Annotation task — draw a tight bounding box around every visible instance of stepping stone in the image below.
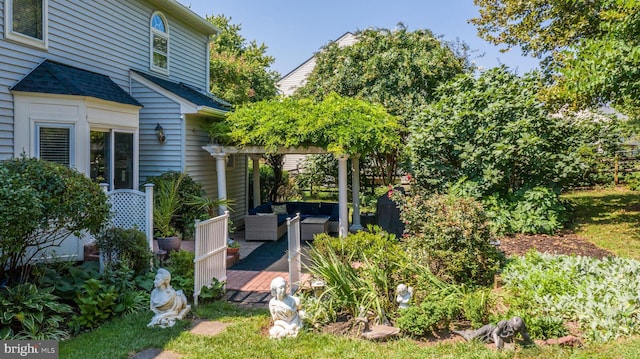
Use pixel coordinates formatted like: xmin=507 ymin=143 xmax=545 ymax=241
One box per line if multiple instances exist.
xmin=190 ymin=320 xmax=232 ymax=336
xmin=131 ymin=348 xmax=182 ymax=359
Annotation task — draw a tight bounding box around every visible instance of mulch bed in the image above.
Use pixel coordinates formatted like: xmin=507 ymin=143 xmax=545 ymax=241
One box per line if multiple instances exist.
xmin=498 ymin=230 xmax=614 ymax=259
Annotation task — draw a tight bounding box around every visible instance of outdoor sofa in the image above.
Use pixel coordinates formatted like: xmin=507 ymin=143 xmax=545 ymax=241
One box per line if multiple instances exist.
xmin=243 ymin=201 xmax=340 ymax=241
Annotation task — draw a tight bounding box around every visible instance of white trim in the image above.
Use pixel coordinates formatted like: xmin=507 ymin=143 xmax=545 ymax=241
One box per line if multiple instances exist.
xmin=4 ymin=0 xmax=49 ymax=50
xmin=149 ymin=11 xmax=170 ymax=75
xmin=130 ymin=71 xmax=228 ymax=117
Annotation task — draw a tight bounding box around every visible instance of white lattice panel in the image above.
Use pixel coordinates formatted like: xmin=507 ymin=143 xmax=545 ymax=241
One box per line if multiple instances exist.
xmin=107 ymin=190 xmax=147 ymax=232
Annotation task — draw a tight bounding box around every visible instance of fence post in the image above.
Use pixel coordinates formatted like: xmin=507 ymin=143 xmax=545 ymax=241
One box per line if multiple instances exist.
xmin=614 ymin=153 xmax=619 ymax=185
xmin=145 ymin=183 xmax=155 ymax=252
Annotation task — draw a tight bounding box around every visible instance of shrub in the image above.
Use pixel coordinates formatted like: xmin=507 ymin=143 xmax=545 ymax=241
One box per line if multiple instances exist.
xmin=69 ymin=264 xmax=148 ymax=333
xmin=95 ymin=227 xmax=153 ymax=275
xmin=312 ymin=226 xmax=402 ymax=263
xmin=396 ymin=293 xmax=461 ymax=337
xmin=144 ymin=171 xmax=205 ymax=239
xmin=481 ymin=186 xmax=568 ymax=235
xmin=0 ymin=283 xmax=72 ymax=340
xmin=165 ymin=250 xmax=196 ymax=298
xmin=0 ymin=157 xmax=110 ymax=284
xmin=394 ymin=188 xmax=504 ymax=286
xmin=461 ymin=287 xmax=494 ymax=328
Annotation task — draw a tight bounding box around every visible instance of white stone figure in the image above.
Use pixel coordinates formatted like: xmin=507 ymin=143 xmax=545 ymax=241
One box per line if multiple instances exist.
xmin=396 ymin=283 xmax=413 ymax=309
xmin=268 ymin=277 xmax=303 ymax=338
xmin=147 ymin=268 xmax=191 ymax=328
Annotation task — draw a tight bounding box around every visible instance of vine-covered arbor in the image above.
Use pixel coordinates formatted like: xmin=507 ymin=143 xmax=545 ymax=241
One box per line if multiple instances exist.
xmin=202 ymin=93 xmax=401 ymax=237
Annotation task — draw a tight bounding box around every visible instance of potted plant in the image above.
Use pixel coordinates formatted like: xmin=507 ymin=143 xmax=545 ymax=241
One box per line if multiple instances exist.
xmin=227 ymin=238 xmax=240 ymax=256
xmin=153 ymin=173 xmax=185 ymax=252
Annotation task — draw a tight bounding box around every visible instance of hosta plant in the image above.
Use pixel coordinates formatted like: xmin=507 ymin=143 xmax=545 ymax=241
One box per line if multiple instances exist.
xmin=0 ymin=283 xmax=72 ymax=340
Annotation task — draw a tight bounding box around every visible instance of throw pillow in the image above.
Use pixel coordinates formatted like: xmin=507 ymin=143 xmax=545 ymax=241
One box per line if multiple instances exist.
xmin=272 ymin=204 xmax=288 ymax=215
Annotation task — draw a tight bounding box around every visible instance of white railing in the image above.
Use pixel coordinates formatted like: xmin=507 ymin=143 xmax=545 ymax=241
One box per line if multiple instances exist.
xmin=193 ymin=211 xmax=229 ymax=306
xmin=287 ymin=213 xmax=301 ymax=295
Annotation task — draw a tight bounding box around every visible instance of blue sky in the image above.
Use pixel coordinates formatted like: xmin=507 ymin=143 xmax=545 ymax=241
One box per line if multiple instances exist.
xmin=179 ymin=0 xmax=540 ymax=77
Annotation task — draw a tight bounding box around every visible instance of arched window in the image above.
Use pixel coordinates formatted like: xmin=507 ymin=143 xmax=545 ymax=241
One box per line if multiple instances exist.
xmin=150 ymin=12 xmax=169 ymax=74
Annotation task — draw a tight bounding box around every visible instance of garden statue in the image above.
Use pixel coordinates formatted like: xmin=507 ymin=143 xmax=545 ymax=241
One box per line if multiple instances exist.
xmin=396 ymin=283 xmax=413 ymax=309
xmin=147 ymin=268 xmax=191 ymax=328
xmin=268 ymin=277 xmax=303 ymax=338
xmin=453 ymin=316 xmax=532 ymax=350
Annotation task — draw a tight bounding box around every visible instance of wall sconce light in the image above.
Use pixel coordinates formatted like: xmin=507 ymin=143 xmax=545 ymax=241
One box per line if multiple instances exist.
xmin=155 ymin=123 xmax=166 ymax=144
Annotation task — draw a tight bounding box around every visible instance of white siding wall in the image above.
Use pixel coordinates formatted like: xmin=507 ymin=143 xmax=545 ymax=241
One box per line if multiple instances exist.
xmin=0 ymin=0 xmax=211 ymax=160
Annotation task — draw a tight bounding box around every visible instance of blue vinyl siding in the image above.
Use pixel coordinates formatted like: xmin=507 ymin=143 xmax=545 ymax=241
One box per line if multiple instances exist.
xmin=0 ymin=0 xmax=212 ymax=160
xmin=133 ymin=79 xmax=183 ymax=181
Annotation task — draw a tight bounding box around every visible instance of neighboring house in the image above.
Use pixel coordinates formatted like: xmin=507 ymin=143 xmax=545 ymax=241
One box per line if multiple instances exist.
xmin=277 ymin=32 xmax=356 ymax=173
xmin=1 ymin=0 xmax=247 ymax=259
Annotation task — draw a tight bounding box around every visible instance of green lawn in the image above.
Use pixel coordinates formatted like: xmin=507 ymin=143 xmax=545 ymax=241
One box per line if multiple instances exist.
xmin=564 ymin=186 xmax=640 ymax=260
xmin=59 ymin=300 xmax=640 ymax=359
xmin=60 ymin=187 xmax=640 ymax=358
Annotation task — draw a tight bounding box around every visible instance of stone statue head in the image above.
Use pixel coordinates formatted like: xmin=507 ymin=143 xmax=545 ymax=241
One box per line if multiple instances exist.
xmin=270 ymin=277 xmax=287 ymax=300
xmin=507 ymin=316 xmax=525 ymax=331
xmin=396 ymin=284 xmax=408 ymax=295
xmin=154 ymin=268 xmax=171 ymax=288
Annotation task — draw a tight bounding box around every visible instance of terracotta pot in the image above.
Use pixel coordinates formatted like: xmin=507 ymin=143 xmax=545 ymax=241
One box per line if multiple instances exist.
xmin=156 ymin=236 xmax=182 ymax=252
xmin=227 ymin=247 xmax=240 ymax=255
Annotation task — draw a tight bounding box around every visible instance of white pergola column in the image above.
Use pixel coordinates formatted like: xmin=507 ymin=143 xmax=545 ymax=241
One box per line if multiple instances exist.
xmin=349 ymin=155 xmax=363 ymax=232
xmin=212 ymin=152 xmax=228 ymax=214
xmin=337 ymin=154 xmax=349 ymax=238
xmin=250 ymin=155 xmax=261 ymax=208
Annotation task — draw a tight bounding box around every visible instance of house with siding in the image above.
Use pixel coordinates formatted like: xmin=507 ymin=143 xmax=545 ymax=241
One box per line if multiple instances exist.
xmin=1 ymin=0 xmax=247 ymax=259
xmin=277 ymin=32 xmax=356 ymax=173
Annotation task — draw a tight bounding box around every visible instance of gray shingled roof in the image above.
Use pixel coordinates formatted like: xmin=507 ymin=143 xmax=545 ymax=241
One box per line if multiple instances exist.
xmin=131 ymin=69 xmax=232 ymax=112
xmin=11 ymin=60 xmax=142 ymax=107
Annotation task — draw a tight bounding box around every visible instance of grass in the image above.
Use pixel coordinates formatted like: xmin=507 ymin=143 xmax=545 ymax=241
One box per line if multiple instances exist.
xmin=59 ymin=187 xmax=640 ymax=358
xmin=60 ymin=300 xmax=640 ymax=359
xmin=563 ymin=186 xmax=640 ymax=260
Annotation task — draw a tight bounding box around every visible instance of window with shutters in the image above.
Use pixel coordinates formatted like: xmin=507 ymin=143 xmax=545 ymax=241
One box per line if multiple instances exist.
xmin=5 ymin=0 xmax=48 ymax=49
xmin=36 ymin=124 xmax=74 ymax=167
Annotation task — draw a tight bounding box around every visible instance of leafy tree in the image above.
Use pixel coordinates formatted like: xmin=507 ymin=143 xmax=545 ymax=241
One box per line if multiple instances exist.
xmin=297 ymin=24 xmax=471 ymax=184
xmin=471 ymin=0 xmax=640 ymax=120
xmin=0 ymin=157 xmax=110 ymax=284
xmin=207 ymin=14 xmax=279 ymax=104
xmin=409 ymin=67 xmax=620 ymax=196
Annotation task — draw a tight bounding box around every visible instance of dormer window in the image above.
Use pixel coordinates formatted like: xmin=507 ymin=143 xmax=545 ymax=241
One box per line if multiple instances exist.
xmin=4 ymin=0 xmax=49 ymax=49
xmin=150 ymin=12 xmax=169 ymax=74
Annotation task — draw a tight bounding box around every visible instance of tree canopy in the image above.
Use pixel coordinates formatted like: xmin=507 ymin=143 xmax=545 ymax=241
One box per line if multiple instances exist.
xmin=297 ymin=24 xmax=472 ymax=123
xmin=207 ymin=14 xmax=279 ymax=104
xmin=471 ymin=0 xmax=640 ymax=120
xmin=409 ymin=66 xmax=620 ymax=195
xmin=213 ymin=93 xmax=401 ymax=157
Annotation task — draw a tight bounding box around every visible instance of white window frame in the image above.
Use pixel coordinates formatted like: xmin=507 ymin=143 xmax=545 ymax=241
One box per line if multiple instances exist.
xmin=90 ymin=128 xmax=138 ymax=190
xmin=35 ymin=122 xmax=75 ymax=167
xmin=149 ymin=11 xmax=169 ymax=75
xmin=4 ymin=0 xmax=49 ymax=50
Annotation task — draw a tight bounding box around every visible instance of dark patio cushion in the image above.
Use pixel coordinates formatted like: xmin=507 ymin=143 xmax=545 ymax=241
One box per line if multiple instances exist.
xmin=248 ymin=202 xmax=273 ymax=215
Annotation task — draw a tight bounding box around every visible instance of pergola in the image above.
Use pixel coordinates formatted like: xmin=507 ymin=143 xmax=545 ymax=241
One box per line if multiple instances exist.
xmin=202 ymin=144 xmax=364 ymax=237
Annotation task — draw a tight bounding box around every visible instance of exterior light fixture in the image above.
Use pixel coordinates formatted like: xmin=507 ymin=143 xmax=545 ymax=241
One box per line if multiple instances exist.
xmin=155 ymin=123 xmax=166 ymax=144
